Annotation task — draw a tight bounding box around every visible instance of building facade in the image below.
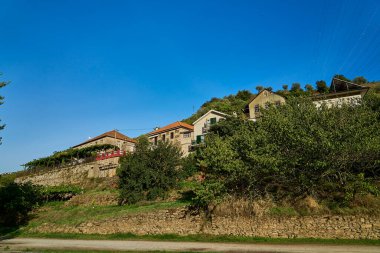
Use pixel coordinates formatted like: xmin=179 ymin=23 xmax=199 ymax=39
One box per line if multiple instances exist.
xmin=192 ymin=110 xmax=228 ymax=144
xmin=246 ymin=90 xmax=286 ymax=121
xmin=147 ymin=122 xmax=194 ymax=156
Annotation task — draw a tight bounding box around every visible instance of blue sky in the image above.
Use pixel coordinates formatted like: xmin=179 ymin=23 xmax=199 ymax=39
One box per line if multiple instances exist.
xmin=1 ymin=0 xmax=379 ymax=172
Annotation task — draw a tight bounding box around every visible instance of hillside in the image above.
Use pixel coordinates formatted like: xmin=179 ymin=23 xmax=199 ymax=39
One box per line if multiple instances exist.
xmin=183 ymin=80 xmax=380 ymax=124
xmin=182 ymin=90 xmax=255 ymax=124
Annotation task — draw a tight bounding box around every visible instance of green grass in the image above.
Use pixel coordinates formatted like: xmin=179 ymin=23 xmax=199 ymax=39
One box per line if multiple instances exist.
xmin=24 ymin=200 xmax=188 ymax=229
xmin=13 ymin=231 xmax=380 ymax=246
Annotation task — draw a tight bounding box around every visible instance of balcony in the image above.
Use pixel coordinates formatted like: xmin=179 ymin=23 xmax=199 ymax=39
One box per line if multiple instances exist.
xmin=96 ymin=150 xmax=126 ymax=161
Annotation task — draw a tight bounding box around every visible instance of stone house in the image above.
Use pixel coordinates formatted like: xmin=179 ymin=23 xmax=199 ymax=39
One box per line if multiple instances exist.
xmin=245 ymin=90 xmax=286 ymax=121
xmin=71 ymin=130 xmax=136 ymax=177
xmin=312 ymin=78 xmax=369 ymax=108
xmin=147 ymin=122 xmax=194 ymax=156
xmin=192 ymin=110 xmax=228 ymax=144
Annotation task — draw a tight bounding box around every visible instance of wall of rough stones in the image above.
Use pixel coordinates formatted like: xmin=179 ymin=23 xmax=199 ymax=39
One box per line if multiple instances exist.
xmin=31 ymin=208 xmax=380 ymax=239
xmin=15 ymin=158 xmax=119 ymax=186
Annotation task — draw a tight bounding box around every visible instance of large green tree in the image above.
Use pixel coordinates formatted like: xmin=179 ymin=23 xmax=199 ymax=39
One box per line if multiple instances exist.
xmin=194 ymin=98 xmax=380 ymax=207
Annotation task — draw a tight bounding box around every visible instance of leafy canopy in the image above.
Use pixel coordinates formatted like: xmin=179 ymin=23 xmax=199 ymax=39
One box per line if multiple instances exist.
xmin=193 ymin=96 xmax=380 ymax=208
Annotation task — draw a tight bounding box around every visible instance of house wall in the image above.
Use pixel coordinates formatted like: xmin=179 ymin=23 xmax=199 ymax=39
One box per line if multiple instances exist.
xmin=148 ymin=127 xmax=193 ymax=156
xmin=75 ymin=136 xmax=135 ymax=152
xmin=248 ymin=90 xmax=286 ymax=119
xmin=193 ymin=112 xmax=226 ymax=141
xmin=313 ymin=94 xmax=362 ymax=108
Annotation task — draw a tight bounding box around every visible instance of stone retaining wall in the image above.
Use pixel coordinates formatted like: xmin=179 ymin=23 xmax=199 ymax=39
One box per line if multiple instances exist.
xmin=15 ymin=158 xmax=119 ymax=186
xmin=31 ymin=208 xmax=380 ymax=239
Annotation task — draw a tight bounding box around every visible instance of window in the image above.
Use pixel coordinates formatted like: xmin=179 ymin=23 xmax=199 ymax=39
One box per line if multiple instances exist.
xmin=254 ymin=104 xmax=260 ymax=112
xmin=210 ymin=117 xmax=217 ymax=125
xmin=196 ymin=135 xmax=203 ymax=144
xmin=162 ymin=134 xmax=166 ymax=141
xmin=154 ymin=136 xmax=158 ymax=145
xmin=170 ymin=132 xmax=174 ymax=139
xmin=183 ymin=132 xmax=191 ymax=138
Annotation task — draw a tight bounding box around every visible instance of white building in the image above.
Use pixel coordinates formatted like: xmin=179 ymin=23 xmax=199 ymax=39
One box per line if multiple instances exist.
xmin=192 ymin=110 xmax=229 ymax=144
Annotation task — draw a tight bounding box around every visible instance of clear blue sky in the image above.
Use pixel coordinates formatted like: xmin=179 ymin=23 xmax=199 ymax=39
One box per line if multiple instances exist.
xmin=1 ymin=0 xmax=379 ymax=173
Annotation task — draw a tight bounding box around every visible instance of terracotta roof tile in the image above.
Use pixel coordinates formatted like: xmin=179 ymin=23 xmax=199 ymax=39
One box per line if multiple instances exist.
xmin=72 ymin=130 xmax=136 ymax=148
xmin=148 ymin=122 xmax=194 ymax=136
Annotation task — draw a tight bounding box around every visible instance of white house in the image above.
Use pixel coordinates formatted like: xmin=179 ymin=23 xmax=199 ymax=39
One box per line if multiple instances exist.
xmin=192 ymin=110 xmax=229 ymax=144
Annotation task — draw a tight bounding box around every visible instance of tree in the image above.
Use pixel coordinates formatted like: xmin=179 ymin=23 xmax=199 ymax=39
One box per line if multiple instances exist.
xmin=282 ymin=84 xmax=288 ymax=91
xmin=255 ymin=86 xmax=264 ymax=93
xmin=316 ymin=80 xmax=329 ymax=93
xmin=0 ymin=73 xmax=8 ymax=145
xmin=0 ymin=182 xmax=42 ymax=226
xmin=235 ymin=90 xmax=253 ymax=101
xmin=304 ymin=84 xmax=314 ymax=93
xmin=334 ymin=74 xmax=350 ymax=82
xmin=353 ymin=76 xmax=368 ymax=85
xmin=265 ymin=86 xmax=273 ymax=92
xmin=117 ymin=136 xmax=182 ymax=204
xmin=290 ymin=83 xmax=301 ymax=92
xmin=194 ymin=98 xmax=380 ymax=208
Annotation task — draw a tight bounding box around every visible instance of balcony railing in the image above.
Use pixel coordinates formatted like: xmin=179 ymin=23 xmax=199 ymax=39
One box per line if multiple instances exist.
xmin=96 ymin=150 xmax=126 ymax=161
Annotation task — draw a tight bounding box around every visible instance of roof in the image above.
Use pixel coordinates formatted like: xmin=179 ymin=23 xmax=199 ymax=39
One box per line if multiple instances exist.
xmin=329 ymin=78 xmax=369 ymax=93
xmin=72 ymin=130 xmax=136 ymax=148
xmin=148 ymin=121 xmax=194 ymax=136
xmin=192 ymin=110 xmax=229 ymax=125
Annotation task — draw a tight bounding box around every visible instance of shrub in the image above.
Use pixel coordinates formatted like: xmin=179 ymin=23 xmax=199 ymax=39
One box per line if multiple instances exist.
xmin=40 ymin=185 xmax=82 ymax=202
xmin=0 ymin=182 xmax=42 ymax=226
xmin=117 ymin=137 xmax=182 ymax=204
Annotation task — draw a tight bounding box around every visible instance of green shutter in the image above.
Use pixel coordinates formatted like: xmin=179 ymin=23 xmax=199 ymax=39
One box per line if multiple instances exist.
xmin=196 ymin=135 xmax=202 ymax=144
xmin=210 ymin=117 xmax=217 ymax=125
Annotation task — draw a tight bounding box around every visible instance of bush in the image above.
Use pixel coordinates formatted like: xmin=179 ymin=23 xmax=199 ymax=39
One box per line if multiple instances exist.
xmin=117 ymin=137 xmax=182 ymax=204
xmin=40 ymin=185 xmax=82 ymax=202
xmin=0 ymin=182 xmax=42 ymax=226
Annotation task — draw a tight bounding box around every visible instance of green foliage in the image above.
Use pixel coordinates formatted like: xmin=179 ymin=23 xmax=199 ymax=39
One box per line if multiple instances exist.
xmin=304 ymin=84 xmax=314 ymax=94
xmin=0 ymin=181 xmax=42 ymax=226
xmin=117 ymin=137 xmax=182 ymax=204
xmin=353 ymin=76 xmax=368 ymax=85
xmin=316 ymin=80 xmax=329 ymax=93
xmin=194 ymin=98 xmax=380 ymax=208
xmin=179 ymin=154 xmax=198 ymax=179
xmin=334 ymin=74 xmax=350 ymax=82
xmin=182 ymin=90 xmax=253 ymax=124
xmin=24 ymin=144 xmax=118 ymax=171
xmin=40 ymin=185 xmax=82 ymax=202
xmin=256 ymin=86 xmax=264 ymax=92
xmin=235 ymin=89 xmax=253 ymax=101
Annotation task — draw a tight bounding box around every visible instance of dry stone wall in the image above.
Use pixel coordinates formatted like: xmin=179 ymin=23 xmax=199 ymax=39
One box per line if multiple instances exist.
xmin=31 ymin=208 xmax=380 ymax=239
xmin=15 ymin=157 xmax=120 ymax=186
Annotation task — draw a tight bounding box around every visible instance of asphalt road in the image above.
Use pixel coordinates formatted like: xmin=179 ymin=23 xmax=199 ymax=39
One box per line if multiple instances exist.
xmin=1 ymin=238 xmax=380 ymax=253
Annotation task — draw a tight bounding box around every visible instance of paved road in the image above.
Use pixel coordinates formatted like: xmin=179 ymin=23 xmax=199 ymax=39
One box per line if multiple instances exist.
xmin=1 ymin=238 xmax=380 ymax=253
